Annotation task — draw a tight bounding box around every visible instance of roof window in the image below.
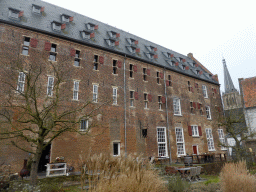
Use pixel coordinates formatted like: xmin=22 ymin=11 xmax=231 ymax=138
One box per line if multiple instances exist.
xmin=52 ymin=21 xmax=65 ymax=31
xmin=108 ymin=31 xmax=120 ymax=39
xmin=106 ymin=39 xmax=116 ymax=47
xmin=127 ymin=46 xmax=136 ymax=53
xmin=81 ymin=31 xmax=91 ymax=39
xmin=86 ymin=23 xmax=95 ymax=31
xmin=32 ymin=4 xmax=44 ymax=14
xmin=127 ymin=38 xmax=138 ymax=45
xmin=146 ymin=46 xmax=157 ymax=52
xmin=61 ymin=14 xmax=73 ymax=22
xmin=146 ymin=53 xmax=154 ymax=59
xmin=8 ymin=8 xmax=23 ymax=19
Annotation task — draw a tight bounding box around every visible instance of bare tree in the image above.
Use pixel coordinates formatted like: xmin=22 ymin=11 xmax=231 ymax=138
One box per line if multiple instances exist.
xmin=0 ymin=34 xmax=107 ymax=185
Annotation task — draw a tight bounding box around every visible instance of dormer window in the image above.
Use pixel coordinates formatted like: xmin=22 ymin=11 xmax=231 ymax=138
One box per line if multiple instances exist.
xmin=81 ymin=31 xmax=90 ymax=39
xmin=146 ymin=46 xmax=156 ymax=52
xmin=52 ymin=22 xmax=61 ymax=31
xmin=127 ymin=46 xmax=136 ymax=53
xmin=106 ymin=39 xmax=115 ymax=47
xmin=127 ymin=38 xmax=138 ymax=45
xmin=196 ymin=70 xmax=200 ymax=75
xmin=146 ymin=53 xmax=154 ymax=59
xmin=182 ymin=65 xmax=186 ymax=70
xmin=86 ymin=23 xmax=95 ymax=31
xmin=8 ymin=8 xmax=22 ymax=19
xmin=175 ymin=57 xmax=181 ymax=62
xmin=32 ymin=5 xmax=41 ymax=14
xmin=108 ymin=31 xmax=120 ymax=39
xmin=167 ymin=52 xmax=173 ymax=58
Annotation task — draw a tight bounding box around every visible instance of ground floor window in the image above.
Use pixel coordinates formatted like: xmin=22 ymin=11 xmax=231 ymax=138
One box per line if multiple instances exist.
xmin=206 ymin=128 xmax=215 ymax=151
xmin=175 ymin=128 xmax=186 ymax=156
xmin=157 ymin=127 xmax=168 ymax=157
xmin=113 ymin=142 xmax=120 ymax=156
xmin=218 ymin=129 xmax=227 ymax=150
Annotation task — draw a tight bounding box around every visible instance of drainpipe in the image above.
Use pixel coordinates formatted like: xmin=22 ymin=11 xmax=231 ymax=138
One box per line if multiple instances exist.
xmin=164 ymin=68 xmax=172 ymax=164
xmin=123 ymin=55 xmax=127 ymax=156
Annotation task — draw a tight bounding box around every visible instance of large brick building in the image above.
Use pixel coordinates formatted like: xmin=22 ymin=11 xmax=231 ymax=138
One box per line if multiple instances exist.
xmin=0 ymin=0 xmax=225 ymax=171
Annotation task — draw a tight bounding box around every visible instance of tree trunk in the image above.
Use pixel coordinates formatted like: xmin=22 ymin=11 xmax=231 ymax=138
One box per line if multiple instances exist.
xmin=30 ymin=144 xmax=43 ymax=186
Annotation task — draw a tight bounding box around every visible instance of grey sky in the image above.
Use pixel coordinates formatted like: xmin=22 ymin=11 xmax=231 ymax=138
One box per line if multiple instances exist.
xmin=43 ymin=0 xmax=256 ymax=92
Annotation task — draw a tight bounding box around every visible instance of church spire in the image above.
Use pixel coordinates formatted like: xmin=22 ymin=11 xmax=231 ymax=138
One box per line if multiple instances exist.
xmin=223 ymin=58 xmax=237 ymax=93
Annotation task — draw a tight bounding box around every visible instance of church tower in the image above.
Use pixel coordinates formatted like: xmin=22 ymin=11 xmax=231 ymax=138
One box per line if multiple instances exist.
xmin=222 ymin=59 xmax=242 ymax=110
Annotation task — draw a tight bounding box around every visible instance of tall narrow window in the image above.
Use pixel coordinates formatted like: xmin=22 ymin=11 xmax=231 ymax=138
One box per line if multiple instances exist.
xmin=168 ymin=75 xmax=172 ymax=86
xmin=129 ymin=64 xmax=134 ymax=78
xmin=199 ymin=103 xmax=203 ymax=115
xmin=17 ymin=72 xmax=26 ymax=93
xmin=80 ymin=120 xmax=88 ymax=131
xmin=130 ymin=91 xmax=134 ymax=107
xmin=143 ymin=68 xmax=147 ymax=81
xmin=144 ymin=93 xmax=148 ymax=109
xmin=158 ymin=96 xmax=162 ymax=110
xmin=157 ymin=72 xmax=160 ymax=84
xmin=173 ymin=98 xmax=181 ymax=115
xmin=49 ymin=44 xmax=57 ymax=61
xmin=94 ymin=55 xmax=98 ymax=70
xmin=113 ymin=88 xmax=117 ymax=105
xmin=188 ymin=81 xmax=192 ymax=91
xmin=73 ymin=81 xmax=79 ymax=100
xmin=74 ymin=50 xmax=80 ymax=66
xmin=47 ymin=76 xmax=54 ymax=96
xmin=202 ymin=85 xmax=208 ymax=98
xmin=113 ymin=60 xmax=117 ymax=74
xmin=191 ymin=125 xmax=199 ymax=137
xmin=206 ymin=128 xmax=215 ymax=151
xmin=175 ymin=128 xmax=185 ymax=156
xmin=206 ymin=106 xmax=211 ymax=119
xmin=21 ymin=37 xmax=30 ymax=55
xmin=157 ymin=127 xmax=168 ymax=157
xmin=93 ymin=84 xmax=98 ymax=102
xmin=113 ymin=142 xmax=120 ymax=156
xmin=218 ymin=129 xmax=227 ymax=150
xmin=190 ymin=102 xmax=194 ymax=114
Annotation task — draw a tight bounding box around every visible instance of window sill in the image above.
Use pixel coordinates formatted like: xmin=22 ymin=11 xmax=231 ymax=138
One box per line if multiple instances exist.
xmin=143 ymin=81 xmax=148 ymax=83
xmin=207 ymin=118 xmax=212 ymax=120
xmin=192 ymin=136 xmax=200 ymax=138
xmin=204 ymin=97 xmax=208 ymax=99
xmin=174 ymin=114 xmax=182 ymax=117
xmin=74 ymin=65 xmax=81 ymax=68
xmin=112 ymin=74 xmax=118 ymax=76
xmin=129 ymin=106 xmax=135 ymax=108
xmin=48 ymin=60 xmax=57 ymax=62
xmin=144 ymin=108 xmax=149 ymax=110
xmin=20 ymin=54 xmax=30 ymax=56
xmin=129 ymin=77 xmax=134 ymax=79
xmin=72 ymin=99 xmax=79 ymax=101
xmin=93 ymin=70 xmax=99 ymax=71
xmin=79 ymin=129 xmax=88 ymax=132
xmin=208 ymin=149 xmax=216 ymax=152
xmin=221 ymin=149 xmax=228 ymax=151
xmin=112 ymin=104 xmax=118 ymax=106
xmin=158 ymin=109 xmax=163 ymax=111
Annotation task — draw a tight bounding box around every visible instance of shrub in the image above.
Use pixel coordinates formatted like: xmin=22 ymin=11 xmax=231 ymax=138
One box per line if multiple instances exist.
xmin=220 ymin=160 xmax=256 ymax=192
xmin=79 ymin=153 xmax=168 ymax=192
xmin=167 ymin=175 xmax=190 ymax=192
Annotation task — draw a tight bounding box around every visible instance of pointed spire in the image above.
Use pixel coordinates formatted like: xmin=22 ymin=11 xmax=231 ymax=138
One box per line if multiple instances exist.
xmin=223 ymin=58 xmax=237 ymax=93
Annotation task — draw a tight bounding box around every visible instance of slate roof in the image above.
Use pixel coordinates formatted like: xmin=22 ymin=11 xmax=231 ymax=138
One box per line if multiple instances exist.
xmin=0 ymin=0 xmax=218 ymax=85
xmin=239 ymin=77 xmax=256 ymax=108
xmin=223 ymin=59 xmax=237 ymax=93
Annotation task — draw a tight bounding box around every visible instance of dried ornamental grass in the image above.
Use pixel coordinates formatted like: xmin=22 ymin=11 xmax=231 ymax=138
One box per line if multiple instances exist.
xmin=79 ymin=153 xmax=168 ymax=192
xmin=220 ymin=160 xmax=256 ymax=192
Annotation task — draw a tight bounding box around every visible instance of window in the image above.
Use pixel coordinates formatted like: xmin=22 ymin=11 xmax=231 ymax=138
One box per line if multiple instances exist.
xmin=199 ymin=103 xmax=203 ymax=115
xmin=130 ymin=91 xmax=134 ymax=107
xmin=190 ymin=102 xmax=194 ymax=114
xmin=113 ymin=142 xmax=120 ymax=156
xmin=157 ymin=127 xmax=168 ymax=157
xmin=21 ymin=37 xmax=30 ymax=55
xmin=113 ymin=88 xmax=117 ymax=105
xmin=146 ymin=53 xmax=154 ymax=59
xmin=188 ymin=81 xmax=192 ymax=92
xmin=32 ymin=5 xmax=41 ymax=14
xmin=143 ymin=68 xmax=147 ymax=81
xmin=93 ymin=85 xmax=98 ymax=102
xmin=106 ymin=39 xmax=115 ymax=47
xmin=206 ymin=106 xmax=211 ymax=119
xmin=157 ymin=72 xmax=160 ymax=84
xmin=93 ymin=55 xmax=98 ymax=70
xmin=195 ymin=83 xmax=199 ymax=93
xmin=196 ymin=70 xmax=200 ymax=75
xmin=182 ymin=65 xmax=186 ymax=70
xmin=218 ymin=129 xmax=227 ymax=150
xmin=158 ymin=96 xmax=162 ymax=110
xmin=144 ymin=93 xmax=148 ymax=109
xmin=127 ymin=46 xmax=136 ymax=53
xmin=52 ymin=22 xmax=61 ymax=31
xmin=113 ymin=60 xmax=117 ymax=74
xmin=74 ymin=50 xmax=80 ymax=67
xmin=212 ymin=88 xmax=215 ymax=97
xmin=80 ymin=120 xmax=88 ymax=131
xmin=47 ymin=76 xmax=54 ymax=96
xmin=49 ymin=44 xmax=57 ymax=61
xmin=146 ymin=46 xmax=155 ymax=52
xmin=167 ymin=75 xmax=172 ymax=86
xmin=173 ymin=98 xmax=181 ymax=115
xmin=73 ymin=81 xmax=79 ymax=100
xmin=206 ymin=128 xmax=215 ymax=151
xmin=129 ymin=64 xmax=134 ymax=78
xmin=9 ymin=9 xmax=20 ymax=19
xmin=202 ymin=85 xmax=208 ymax=98
xmin=127 ymin=38 xmax=137 ymax=45
xmin=191 ymin=125 xmax=199 ymax=137
xmin=17 ymin=72 xmax=25 ymax=93
xmin=81 ymin=31 xmax=90 ymax=39
xmin=175 ymin=128 xmax=185 ymax=156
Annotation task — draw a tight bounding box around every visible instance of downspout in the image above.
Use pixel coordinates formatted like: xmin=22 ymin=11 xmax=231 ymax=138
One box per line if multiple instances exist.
xmin=164 ymin=68 xmax=172 ymax=163
xmin=123 ymin=55 xmax=127 ymax=156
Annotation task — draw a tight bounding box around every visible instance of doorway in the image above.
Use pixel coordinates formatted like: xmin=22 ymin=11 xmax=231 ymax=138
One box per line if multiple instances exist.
xmin=192 ymin=145 xmax=198 ymax=155
xmin=38 ymin=144 xmax=51 ymax=172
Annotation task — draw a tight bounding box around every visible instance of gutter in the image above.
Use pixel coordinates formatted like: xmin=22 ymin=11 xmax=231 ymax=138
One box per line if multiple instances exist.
xmin=0 ymin=19 xmax=220 ymax=86
xmin=123 ymin=55 xmax=127 ymax=156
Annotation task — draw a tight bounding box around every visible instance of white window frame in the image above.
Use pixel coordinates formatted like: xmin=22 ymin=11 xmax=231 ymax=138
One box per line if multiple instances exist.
xmin=93 ymin=84 xmax=98 ymax=103
xmin=52 ymin=22 xmax=61 ymax=31
xmin=144 ymin=93 xmax=148 ymax=109
xmin=173 ymin=98 xmax=181 ymax=115
xmin=62 ymin=15 xmax=70 ymax=23
xmin=81 ymin=31 xmax=90 ymax=39
xmin=80 ymin=119 xmax=88 ymax=131
xmin=157 ymin=127 xmax=168 ymax=157
xmin=17 ymin=72 xmax=26 ymax=93
xmin=113 ymin=87 xmax=117 ymax=105
xmin=32 ymin=6 xmax=41 ymax=14
xmin=206 ymin=106 xmax=211 ymax=119
xmin=202 ymin=85 xmax=208 ymax=98
xmin=158 ymin=96 xmax=162 ymax=110
xmin=73 ymin=81 xmax=79 ymax=100
xmin=113 ymin=142 xmax=120 ymax=156
xmin=130 ymin=91 xmax=134 ymax=107
xmin=47 ymin=76 xmax=54 ymax=96
xmin=9 ymin=9 xmax=19 ymax=19
xmin=206 ymin=128 xmax=215 ymax=151
xmin=175 ymin=128 xmax=186 ymax=156
xmin=22 ymin=37 xmax=30 ymax=56
xmin=218 ymin=129 xmax=227 ymax=150
xmin=191 ymin=125 xmax=199 ymax=137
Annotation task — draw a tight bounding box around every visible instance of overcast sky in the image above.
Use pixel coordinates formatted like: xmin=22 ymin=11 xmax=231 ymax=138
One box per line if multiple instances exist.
xmin=43 ymin=0 xmax=256 ymax=93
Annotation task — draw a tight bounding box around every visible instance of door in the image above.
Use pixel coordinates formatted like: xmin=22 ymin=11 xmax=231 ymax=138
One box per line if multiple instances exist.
xmin=38 ymin=144 xmax=51 ymax=172
xmin=193 ymin=145 xmax=198 ymax=155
